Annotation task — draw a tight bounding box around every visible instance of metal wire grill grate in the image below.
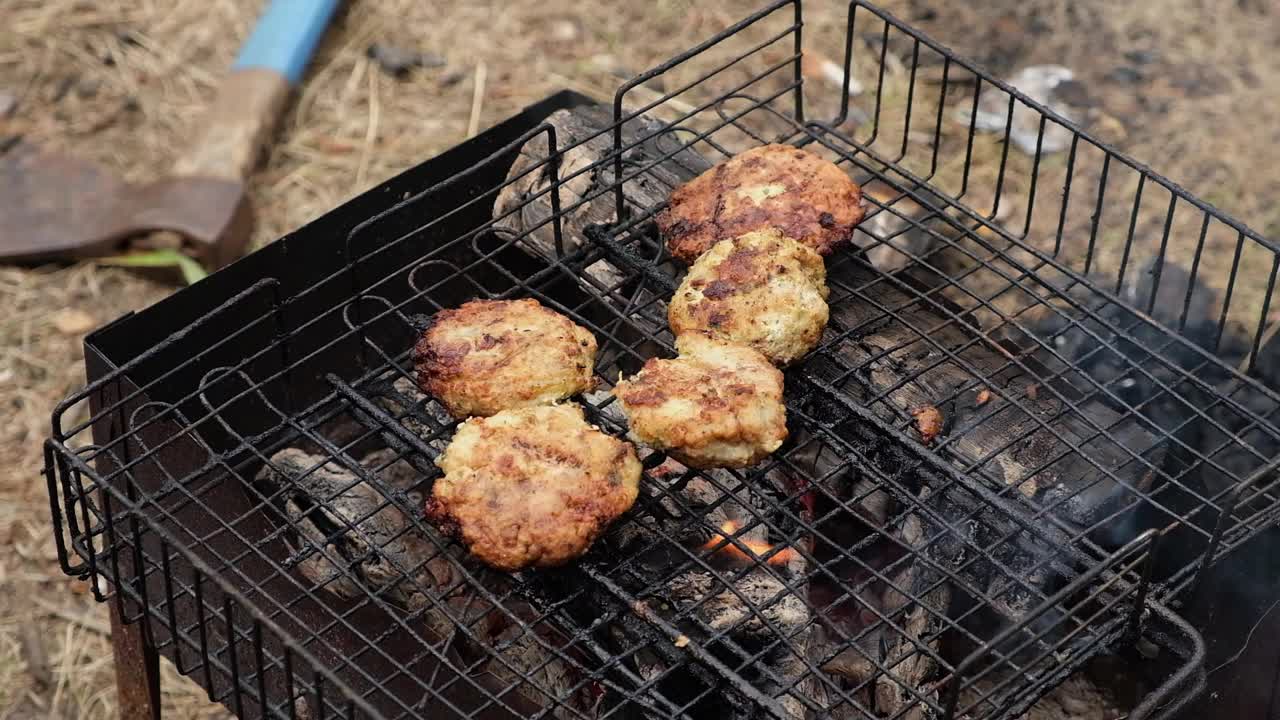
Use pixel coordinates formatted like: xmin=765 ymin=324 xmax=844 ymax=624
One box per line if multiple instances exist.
xmin=42 ymin=1 xmax=1275 ymax=718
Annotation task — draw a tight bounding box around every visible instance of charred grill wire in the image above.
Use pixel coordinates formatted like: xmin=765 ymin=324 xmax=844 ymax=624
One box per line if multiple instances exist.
xmin=41 ymin=2 xmax=1277 ymax=719
xmin=506 ymin=113 xmax=1153 ymax=719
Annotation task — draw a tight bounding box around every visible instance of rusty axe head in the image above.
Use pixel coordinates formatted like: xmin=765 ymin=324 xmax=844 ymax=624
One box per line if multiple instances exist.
xmin=0 ymin=0 xmax=342 ymax=275
xmin=0 ymin=140 xmax=253 ymax=268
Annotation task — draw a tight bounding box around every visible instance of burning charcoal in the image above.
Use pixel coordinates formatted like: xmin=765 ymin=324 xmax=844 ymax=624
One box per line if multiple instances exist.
xmin=854 ymin=181 xmax=948 ymax=273
xmin=257 ymin=448 xmax=439 ymax=602
xmin=789 ymin=428 xmax=892 ymax=527
xmin=806 ymin=509 xmax=950 ymax=719
xmin=1196 ymin=332 xmax=1280 ymax=512
xmin=805 ymin=270 xmax=1167 ymax=552
xmin=384 ymin=376 xmax=456 ymax=446
xmin=600 ymin=440 xmax=821 ymax=716
xmin=792 ymin=432 xmax=955 ymax=718
xmin=355 ymin=376 xmax=455 ymax=474
xmin=492 ymin=105 xmax=707 ymax=297
xmin=1201 ymin=388 xmax=1280 ymax=511
xmin=256 ymin=446 xmax=596 ymax=718
xmin=639 ymin=562 xmax=817 ymax=717
xmin=1029 ymin=258 xmax=1234 ymax=409
xmin=582 ymin=388 xmax=629 ymax=428
xmin=443 ymin=596 xmax=597 ymax=720
xmin=1024 ymin=259 xmax=1261 ymax=540
xmin=962 ymin=671 xmax=1118 ymax=720
xmin=1032 ymin=262 xmax=1212 ymax=402
xmin=667 ymin=570 xmax=808 ymax=637
xmin=872 ymin=515 xmax=949 ymax=720
xmin=1250 ymin=327 xmax=1280 ymax=388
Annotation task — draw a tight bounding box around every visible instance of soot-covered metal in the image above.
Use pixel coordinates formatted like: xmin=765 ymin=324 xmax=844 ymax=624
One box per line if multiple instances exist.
xmin=41 ymin=2 xmax=1280 ymax=719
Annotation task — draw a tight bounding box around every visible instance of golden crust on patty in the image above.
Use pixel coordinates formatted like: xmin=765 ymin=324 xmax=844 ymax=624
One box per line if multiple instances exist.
xmin=413 ymin=298 xmax=597 ymax=418
xmin=428 ymin=404 xmax=641 ymax=571
xmin=658 ymin=144 xmax=865 ymax=264
xmin=613 ymin=333 xmax=787 ymax=469
xmin=668 ymin=230 xmax=829 ymax=366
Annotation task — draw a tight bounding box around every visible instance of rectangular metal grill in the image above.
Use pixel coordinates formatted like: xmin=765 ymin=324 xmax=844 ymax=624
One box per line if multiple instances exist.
xmin=42 ymin=2 xmax=1280 ymax=719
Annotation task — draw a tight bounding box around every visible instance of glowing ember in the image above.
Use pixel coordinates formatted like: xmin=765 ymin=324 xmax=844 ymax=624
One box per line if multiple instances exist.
xmin=700 ymin=520 xmax=797 ymax=565
xmin=911 ymin=405 xmax=944 ymax=444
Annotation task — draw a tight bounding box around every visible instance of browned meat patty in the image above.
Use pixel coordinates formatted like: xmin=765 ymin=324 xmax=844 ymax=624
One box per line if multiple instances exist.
xmin=658 ymin=144 xmax=866 ymax=264
xmin=613 ymin=333 xmax=787 ymax=469
xmin=668 ymin=229 xmax=829 ymax=366
xmin=428 ymin=404 xmax=642 ymax=571
xmin=413 ymin=298 xmax=597 ymax=418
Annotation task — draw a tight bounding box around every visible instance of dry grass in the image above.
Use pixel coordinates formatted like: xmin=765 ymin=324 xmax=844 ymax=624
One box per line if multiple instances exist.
xmin=1 ymin=0 xmax=1277 ymax=717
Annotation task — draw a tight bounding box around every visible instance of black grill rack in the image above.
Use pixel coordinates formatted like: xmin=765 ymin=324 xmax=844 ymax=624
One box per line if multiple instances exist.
xmin=42 ymin=2 xmax=1279 ymax=719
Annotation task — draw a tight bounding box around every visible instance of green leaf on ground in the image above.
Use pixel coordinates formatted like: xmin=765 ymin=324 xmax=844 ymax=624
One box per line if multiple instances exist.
xmin=97 ymin=249 xmax=209 ymax=285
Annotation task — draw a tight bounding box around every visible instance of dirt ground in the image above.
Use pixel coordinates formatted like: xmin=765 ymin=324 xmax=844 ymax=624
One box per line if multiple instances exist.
xmin=1 ymin=1 xmax=1276 ymax=718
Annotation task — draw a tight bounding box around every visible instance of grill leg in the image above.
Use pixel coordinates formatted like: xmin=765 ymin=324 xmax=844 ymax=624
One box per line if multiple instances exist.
xmin=110 ymin=600 xmax=161 ymax=720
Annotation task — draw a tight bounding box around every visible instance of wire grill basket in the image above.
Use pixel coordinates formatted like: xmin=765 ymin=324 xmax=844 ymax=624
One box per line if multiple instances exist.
xmin=44 ymin=2 xmax=1276 ymax=719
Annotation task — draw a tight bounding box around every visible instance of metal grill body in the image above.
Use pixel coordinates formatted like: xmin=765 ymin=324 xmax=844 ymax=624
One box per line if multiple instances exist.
xmin=43 ymin=3 xmax=1280 ymax=719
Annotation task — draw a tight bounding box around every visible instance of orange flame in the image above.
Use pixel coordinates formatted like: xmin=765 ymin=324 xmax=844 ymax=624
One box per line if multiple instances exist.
xmin=700 ymin=520 xmax=797 ymax=566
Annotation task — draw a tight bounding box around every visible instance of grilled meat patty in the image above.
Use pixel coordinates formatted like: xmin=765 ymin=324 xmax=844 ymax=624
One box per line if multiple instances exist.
xmin=428 ymin=404 xmax=641 ymax=571
xmin=613 ymin=333 xmax=787 ymax=468
xmin=413 ymin=298 xmax=597 ymax=418
xmin=658 ymin=143 xmax=865 ymax=264
xmin=668 ymin=229 xmax=829 ymax=366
